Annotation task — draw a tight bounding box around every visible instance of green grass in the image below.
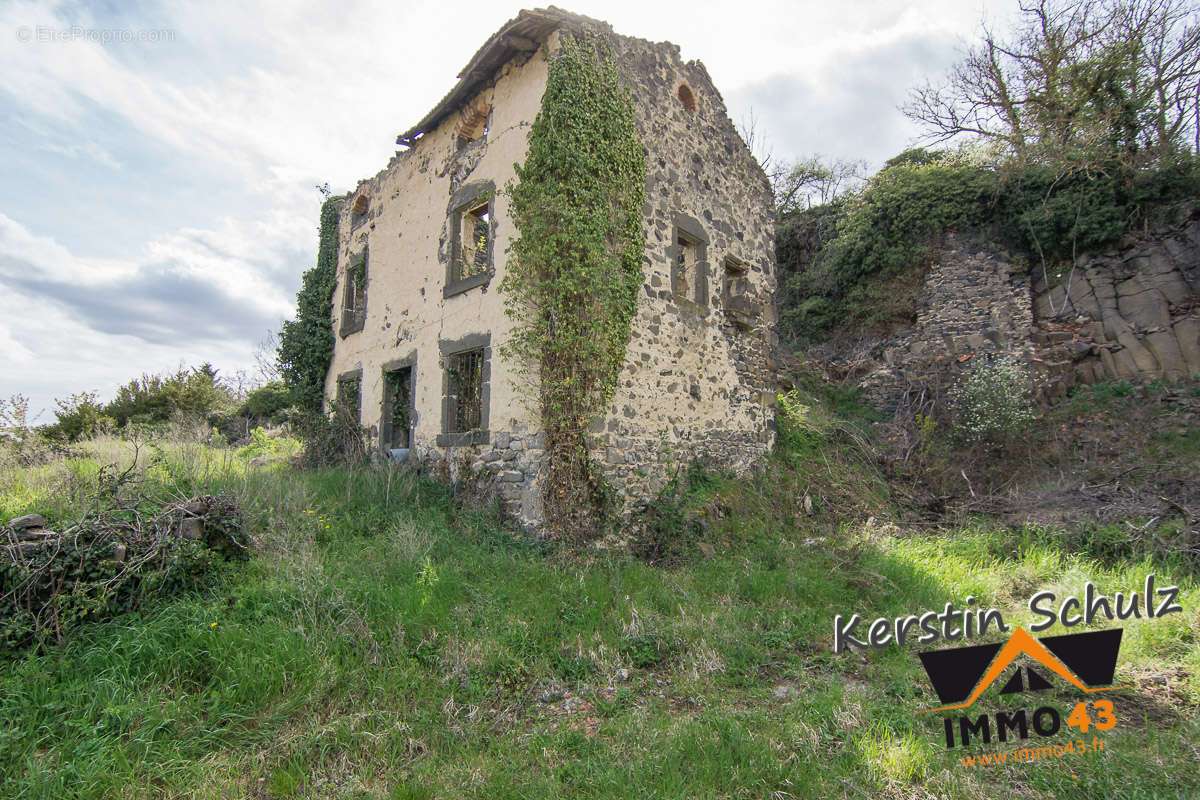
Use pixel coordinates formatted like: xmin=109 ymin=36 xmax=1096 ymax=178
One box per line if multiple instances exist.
xmin=2 ymin=427 xmax=1198 ymax=799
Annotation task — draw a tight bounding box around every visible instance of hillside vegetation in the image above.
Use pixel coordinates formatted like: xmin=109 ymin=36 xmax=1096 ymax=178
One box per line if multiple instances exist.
xmin=776 ymin=153 xmax=1200 ymax=344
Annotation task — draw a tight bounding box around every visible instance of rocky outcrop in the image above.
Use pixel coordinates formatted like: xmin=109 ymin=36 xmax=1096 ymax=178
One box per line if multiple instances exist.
xmin=845 ymin=208 xmax=1200 ymax=412
xmin=1030 ymin=210 xmax=1200 ymax=400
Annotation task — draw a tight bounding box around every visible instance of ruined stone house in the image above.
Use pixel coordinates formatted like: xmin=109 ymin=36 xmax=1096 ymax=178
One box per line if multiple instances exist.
xmin=323 ymin=7 xmax=777 ymax=529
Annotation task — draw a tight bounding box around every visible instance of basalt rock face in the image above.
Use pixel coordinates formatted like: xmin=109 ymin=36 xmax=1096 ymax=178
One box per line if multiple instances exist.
xmin=1029 ymin=211 xmax=1200 ymax=401
xmin=844 ymin=209 xmax=1200 ymax=412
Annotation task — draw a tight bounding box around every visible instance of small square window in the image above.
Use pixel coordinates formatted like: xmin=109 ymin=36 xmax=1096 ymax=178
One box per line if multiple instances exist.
xmin=723 ymin=256 xmax=760 ymax=329
xmin=724 ymin=256 xmax=749 ymax=300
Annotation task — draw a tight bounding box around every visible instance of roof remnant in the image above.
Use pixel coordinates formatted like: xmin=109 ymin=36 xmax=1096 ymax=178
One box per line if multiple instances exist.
xmin=395 ymin=7 xmax=609 ymax=148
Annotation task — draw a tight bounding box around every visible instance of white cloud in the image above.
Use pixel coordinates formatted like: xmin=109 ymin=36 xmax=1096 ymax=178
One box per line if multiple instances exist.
xmin=36 ymin=139 xmax=121 ymax=168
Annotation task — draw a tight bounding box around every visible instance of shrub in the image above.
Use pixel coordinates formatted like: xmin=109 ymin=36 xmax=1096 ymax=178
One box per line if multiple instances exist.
xmin=238 ymin=381 xmax=293 ymax=421
xmin=295 ymin=407 xmax=368 ymax=468
xmin=618 ymin=632 xmax=680 ymax=669
xmin=947 ymin=354 xmax=1035 ymax=445
xmin=47 ymin=392 xmax=113 ymax=442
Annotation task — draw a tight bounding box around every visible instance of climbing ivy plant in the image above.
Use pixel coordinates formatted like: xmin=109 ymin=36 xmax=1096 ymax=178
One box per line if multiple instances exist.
xmin=278 ymin=195 xmax=343 ymax=414
xmin=502 ymin=30 xmax=647 ymax=540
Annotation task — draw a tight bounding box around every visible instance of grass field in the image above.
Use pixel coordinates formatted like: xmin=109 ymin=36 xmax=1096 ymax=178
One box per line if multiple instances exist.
xmin=1 ymin=396 xmax=1198 ymax=799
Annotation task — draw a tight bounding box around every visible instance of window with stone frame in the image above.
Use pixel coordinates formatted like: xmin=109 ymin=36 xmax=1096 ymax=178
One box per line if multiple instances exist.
xmin=444 ymin=182 xmax=495 ymax=298
xmin=335 ymin=372 xmax=362 ymax=424
xmin=340 ymin=249 xmax=367 ymax=337
xmin=437 ymin=334 xmax=490 ymax=446
xmin=381 ymin=364 xmax=414 ymax=450
xmin=456 ymin=201 xmax=491 ymax=281
xmin=445 ymin=348 xmax=484 ymax=434
xmin=723 ymin=256 xmax=749 ymax=300
xmin=670 ymin=215 xmax=708 ymax=308
xmin=723 ymin=255 xmax=760 ymax=329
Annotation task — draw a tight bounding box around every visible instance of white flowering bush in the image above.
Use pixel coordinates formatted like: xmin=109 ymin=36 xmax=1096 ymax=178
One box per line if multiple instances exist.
xmin=948 ymin=354 xmax=1034 ymax=445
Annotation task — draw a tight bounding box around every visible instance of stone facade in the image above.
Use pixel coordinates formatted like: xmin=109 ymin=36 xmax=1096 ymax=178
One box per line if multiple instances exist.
xmin=848 ymin=208 xmax=1200 ymax=412
xmin=323 ymin=9 xmax=777 ymax=531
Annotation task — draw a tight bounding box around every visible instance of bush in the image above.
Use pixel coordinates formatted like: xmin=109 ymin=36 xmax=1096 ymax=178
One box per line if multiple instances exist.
xmin=47 ymin=392 xmax=113 ymax=443
xmin=947 ymin=354 xmax=1035 ymax=445
xmin=296 ymin=407 xmax=369 ymax=468
xmin=238 ymin=381 xmax=293 ymax=421
xmin=106 ymin=364 xmax=233 ymax=428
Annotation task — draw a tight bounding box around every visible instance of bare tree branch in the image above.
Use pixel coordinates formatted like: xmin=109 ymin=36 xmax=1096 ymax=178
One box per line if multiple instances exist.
xmin=902 ymin=0 xmax=1200 ymax=166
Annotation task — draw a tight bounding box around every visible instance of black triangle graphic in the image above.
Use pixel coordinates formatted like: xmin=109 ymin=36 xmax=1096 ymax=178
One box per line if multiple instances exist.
xmin=1027 ymin=666 xmax=1052 ymax=692
xmin=999 ymin=668 xmax=1024 ymax=695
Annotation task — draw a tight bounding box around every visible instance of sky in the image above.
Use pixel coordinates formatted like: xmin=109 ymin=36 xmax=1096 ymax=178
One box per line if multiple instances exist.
xmin=0 ymin=0 xmax=1023 ymax=420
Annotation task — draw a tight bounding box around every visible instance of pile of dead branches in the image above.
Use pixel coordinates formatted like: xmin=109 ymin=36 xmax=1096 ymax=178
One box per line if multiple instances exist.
xmin=1 ymin=494 xmax=247 ymax=651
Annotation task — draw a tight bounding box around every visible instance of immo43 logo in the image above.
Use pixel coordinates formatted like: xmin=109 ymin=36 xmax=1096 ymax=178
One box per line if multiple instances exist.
xmin=833 ymin=576 xmax=1183 ymax=752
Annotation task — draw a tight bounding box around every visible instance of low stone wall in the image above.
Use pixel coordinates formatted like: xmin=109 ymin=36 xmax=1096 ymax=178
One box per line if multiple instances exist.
xmin=415 ymin=422 xmax=547 ymax=533
xmin=849 ymin=209 xmax=1200 ymax=412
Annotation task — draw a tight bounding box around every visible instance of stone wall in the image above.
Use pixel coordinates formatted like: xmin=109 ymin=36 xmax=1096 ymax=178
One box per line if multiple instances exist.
xmin=851 ymin=209 xmax=1200 ymax=412
xmin=855 ymin=234 xmax=1035 ymax=410
xmin=587 ymin=33 xmax=778 ymax=515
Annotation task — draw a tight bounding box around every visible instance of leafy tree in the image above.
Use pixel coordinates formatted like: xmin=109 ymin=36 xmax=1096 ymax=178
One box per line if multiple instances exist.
xmin=904 ymin=0 xmax=1200 ymax=167
xmin=106 ymin=364 xmax=232 ymax=427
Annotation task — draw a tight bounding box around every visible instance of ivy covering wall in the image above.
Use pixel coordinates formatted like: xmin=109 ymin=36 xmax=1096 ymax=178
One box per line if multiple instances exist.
xmin=501 ymin=31 xmax=647 ymax=539
xmin=278 ymin=196 xmax=343 ymax=414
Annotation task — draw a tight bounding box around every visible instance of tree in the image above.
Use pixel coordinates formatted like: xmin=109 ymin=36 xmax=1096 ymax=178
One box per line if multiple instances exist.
xmin=904 ymin=0 xmax=1200 ymax=167
xmin=50 ymin=392 xmax=112 ymax=442
xmin=106 ymin=364 xmax=233 ymax=426
xmin=773 ymin=154 xmax=868 ymax=213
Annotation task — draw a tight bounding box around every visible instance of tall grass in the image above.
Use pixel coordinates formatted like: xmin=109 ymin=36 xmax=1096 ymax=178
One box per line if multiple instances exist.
xmin=1 ymin=427 xmax=1198 ymax=799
